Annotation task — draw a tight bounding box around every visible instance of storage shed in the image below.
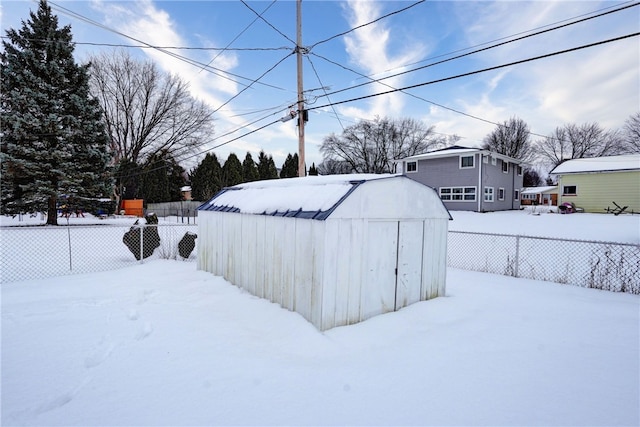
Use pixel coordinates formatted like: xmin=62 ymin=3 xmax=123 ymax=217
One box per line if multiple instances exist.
xmin=197 ymin=174 xmax=451 ymax=330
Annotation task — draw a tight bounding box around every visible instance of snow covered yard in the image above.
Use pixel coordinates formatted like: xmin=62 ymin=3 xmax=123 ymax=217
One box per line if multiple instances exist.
xmin=2 ymin=209 xmax=639 ymax=426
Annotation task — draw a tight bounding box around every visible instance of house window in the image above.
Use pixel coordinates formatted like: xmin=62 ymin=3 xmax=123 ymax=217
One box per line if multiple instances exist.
xmin=406 ymin=161 xmax=417 ymax=173
xmin=514 ymin=189 xmax=520 ymax=200
xmin=563 ymin=185 xmax=577 ymax=195
xmin=498 ymin=188 xmax=505 ymax=200
xmin=517 ymin=165 xmax=523 ymax=176
xmin=460 ymin=155 xmax=475 ymax=169
xmin=491 ymin=156 xmax=497 ymax=166
xmin=502 ymin=161 xmax=508 ymax=173
xmin=440 ymin=186 xmax=476 ymax=202
xmin=484 ymin=187 xmax=494 ymax=202
xmin=483 ymin=155 xmax=488 ymax=164
xmin=522 ymin=194 xmax=536 ymax=200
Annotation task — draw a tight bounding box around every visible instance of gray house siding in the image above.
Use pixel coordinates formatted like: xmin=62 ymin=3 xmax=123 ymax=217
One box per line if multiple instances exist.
xmin=403 ymin=151 xmax=523 ymax=212
xmin=407 ymin=154 xmax=480 ymax=212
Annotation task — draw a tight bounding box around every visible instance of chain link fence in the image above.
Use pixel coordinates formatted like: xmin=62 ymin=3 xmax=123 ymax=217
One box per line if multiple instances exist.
xmin=0 ymin=223 xmax=198 ymax=283
xmin=3 ymin=224 xmax=638 ymax=295
xmin=448 ymin=231 xmax=640 ymax=294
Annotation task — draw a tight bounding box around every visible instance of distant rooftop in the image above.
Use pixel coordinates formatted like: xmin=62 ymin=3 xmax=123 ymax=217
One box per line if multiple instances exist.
xmin=551 ymin=155 xmax=640 ymax=174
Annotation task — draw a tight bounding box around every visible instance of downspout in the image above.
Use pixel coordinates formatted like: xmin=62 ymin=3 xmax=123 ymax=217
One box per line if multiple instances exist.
xmin=477 ymin=153 xmax=482 ymax=212
xmin=512 ymin=162 xmax=516 ymax=209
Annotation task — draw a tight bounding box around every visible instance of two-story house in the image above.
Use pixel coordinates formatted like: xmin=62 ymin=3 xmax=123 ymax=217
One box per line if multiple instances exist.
xmin=398 ymin=145 xmax=524 ymax=212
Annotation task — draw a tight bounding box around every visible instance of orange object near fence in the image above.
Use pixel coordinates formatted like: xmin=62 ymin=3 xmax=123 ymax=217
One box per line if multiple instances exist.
xmin=121 ymin=199 xmax=144 ymax=217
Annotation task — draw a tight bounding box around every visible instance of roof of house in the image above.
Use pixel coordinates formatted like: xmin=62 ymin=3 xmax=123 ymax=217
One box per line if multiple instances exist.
xmin=397 ymin=145 xmax=524 ymax=164
xmin=521 ymin=186 xmax=558 ymax=195
xmin=551 ymin=154 xmax=640 ymax=175
xmin=199 ymin=174 xmax=397 ymax=220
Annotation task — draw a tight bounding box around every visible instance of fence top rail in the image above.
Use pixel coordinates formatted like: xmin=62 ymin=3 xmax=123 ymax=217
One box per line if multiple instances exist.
xmin=448 ymin=229 xmax=640 ymax=248
xmin=0 ymin=223 xmax=198 ymax=230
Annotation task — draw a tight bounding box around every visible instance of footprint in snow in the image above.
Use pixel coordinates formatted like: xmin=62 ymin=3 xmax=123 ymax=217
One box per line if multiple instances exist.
xmin=135 ymin=322 xmax=153 ymax=341
xmin=84 ymin=336 xmax=115 ymax=369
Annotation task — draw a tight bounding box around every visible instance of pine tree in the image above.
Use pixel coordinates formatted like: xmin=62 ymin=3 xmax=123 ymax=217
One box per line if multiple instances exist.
xmin=257 ymin=150 xmax=279 ymax=180
xmin=189 ymin=153 xmax=222 ymax=201
xmin=308 ymin=163 xmax=318 ymax=176
xmin=1 ymin=0 xmax=111 ymax=225
xmin=242 ymin=152 xmax=259 ymax=182
xmin=139 ymin=150 xmax=185 ymax=203
xmin=222 ymin=153 xmax=243 ymax=187
xmin=279 ymin=153 xmax=301 ymax=178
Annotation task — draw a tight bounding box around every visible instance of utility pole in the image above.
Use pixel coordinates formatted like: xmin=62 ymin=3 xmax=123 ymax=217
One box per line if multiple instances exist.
xmin=296 ymin=0 xmax=306 ymax=177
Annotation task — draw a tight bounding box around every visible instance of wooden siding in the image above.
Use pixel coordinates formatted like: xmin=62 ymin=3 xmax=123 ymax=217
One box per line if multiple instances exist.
xmin=558 ymin=170 xmax=640 ymax=213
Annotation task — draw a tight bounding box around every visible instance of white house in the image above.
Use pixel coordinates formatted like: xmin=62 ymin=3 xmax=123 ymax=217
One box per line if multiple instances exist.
xmin=197 ymin=174 xmax=451 ymax=331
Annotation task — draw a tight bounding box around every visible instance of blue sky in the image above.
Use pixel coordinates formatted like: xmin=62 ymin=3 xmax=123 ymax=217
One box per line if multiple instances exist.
xmin=2 ymin=0 xmax=638 ymax=171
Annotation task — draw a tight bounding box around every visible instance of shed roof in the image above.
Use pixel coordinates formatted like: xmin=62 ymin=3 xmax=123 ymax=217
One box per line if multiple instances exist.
xmin=199 ymin=174 xmax=397 ymax=220
xmin=551 ymin=154 xmax=640 ymax=174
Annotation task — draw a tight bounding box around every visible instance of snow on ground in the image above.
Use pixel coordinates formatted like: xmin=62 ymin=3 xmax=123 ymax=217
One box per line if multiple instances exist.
xmin=2 ymin=209 xmax=639 ymax=426
xmin=449 ymin=207 xmax=640 ymax=244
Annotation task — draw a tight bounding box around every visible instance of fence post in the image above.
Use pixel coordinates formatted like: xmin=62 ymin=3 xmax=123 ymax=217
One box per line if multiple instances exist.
xmin=514 ymin=235 xmax=520 ymax=277
xmin=139 ymin=225 xmax=144 ymax=264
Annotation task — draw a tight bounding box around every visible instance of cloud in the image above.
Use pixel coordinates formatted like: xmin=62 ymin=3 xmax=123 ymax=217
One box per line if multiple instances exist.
xmin=341 ymin=0 xmax=426 ymax=119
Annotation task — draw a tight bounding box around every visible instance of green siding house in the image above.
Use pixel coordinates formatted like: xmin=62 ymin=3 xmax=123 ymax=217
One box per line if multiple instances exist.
xmin=551 ymin=155 xmax=640 ymax=214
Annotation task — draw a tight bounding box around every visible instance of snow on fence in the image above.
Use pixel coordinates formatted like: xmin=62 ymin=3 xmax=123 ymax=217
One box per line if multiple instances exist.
xmin=0 ymin=224 xmax=198 ymax=283
xmin=448 ymin=231 xmax=640 ymax=294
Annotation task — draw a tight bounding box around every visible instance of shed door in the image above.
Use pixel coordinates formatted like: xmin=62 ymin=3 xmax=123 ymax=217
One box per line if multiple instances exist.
xmin=363 ymin=222 xmax=398 ymax=320
xmin=396 ymin=221 xmax=424 ymax=309
xmin=363 ymin=221 xmax=424 ymax=320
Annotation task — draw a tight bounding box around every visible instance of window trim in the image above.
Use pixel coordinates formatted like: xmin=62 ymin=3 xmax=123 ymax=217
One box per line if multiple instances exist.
xmin=498 ymin=187 xmax=505 ymax=201
xmin=563 ymin=185 xmax=577 ymax=196
xmin=484 ymin=186 xmax=495 ymax=203
xmin=491 ymin=156 xmax=497 ymax=166
xmin=502 ymin=161 xmax=508 ymax=174
xmin=514 ymin=189 xmax=520 ymax=200
xmin=406 ymin=161 xmax=418 ymax=173
xmin=459 ymin=155 xmax=475 ymax=169
xmin=517 ymin=165 xmax=523 ymax=176
xmin=439 ymin=186 xmax=477 ymax=202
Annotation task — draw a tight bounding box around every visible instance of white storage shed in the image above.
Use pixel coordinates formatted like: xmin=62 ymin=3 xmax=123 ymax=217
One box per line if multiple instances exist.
xmin=197 ymin=174 xmax=451 ymax=330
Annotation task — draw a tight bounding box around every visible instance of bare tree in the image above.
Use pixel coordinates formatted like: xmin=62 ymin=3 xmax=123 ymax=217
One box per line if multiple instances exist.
xmin=482 ymin=116 xmax=533 ymax=162
xmin=621 ymin=112 xmax=640 ymax=153
xmin=88 ymin=50 xmax=214 ymax=165
xmin=535 ymin=122 xmax=623 ymax=168
xmin=320 ymin=116 xmax=455 ymax=174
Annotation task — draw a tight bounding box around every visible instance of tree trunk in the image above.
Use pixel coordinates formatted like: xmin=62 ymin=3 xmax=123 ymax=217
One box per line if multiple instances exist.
xmin=47 ymin=196 xmax=58 ymax=226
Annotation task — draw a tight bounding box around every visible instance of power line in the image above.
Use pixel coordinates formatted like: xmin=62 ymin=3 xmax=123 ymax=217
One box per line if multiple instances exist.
xmin=45 ymin=1 xmax=289 ymax=92
xmin=369 ymin=0 xmax=639 ymax=79
xmin=318 ymin=1 xmax=640 ymax=100
xmin=241 ymin=0 xmax=297 ymax=46
xmin=307 ymin=32 xmax=640 ymax=141
xmin=197 ymin=0 xmax=280 ymax=75
xmin=0 ymin=36 xmax=292 ymax=51
xmin=308 ymin=0 xmax=425 ymax=50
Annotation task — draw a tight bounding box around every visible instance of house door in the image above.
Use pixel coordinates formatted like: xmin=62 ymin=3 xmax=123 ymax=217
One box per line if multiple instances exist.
xmin=363 ymin=221 xmax=423 ymax=320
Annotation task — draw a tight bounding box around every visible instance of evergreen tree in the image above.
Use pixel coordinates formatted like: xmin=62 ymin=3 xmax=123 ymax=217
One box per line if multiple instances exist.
xmin=189 ymin=153 xmax=222 ymax=201
xmin=257 ymin=150 xmax=279 ymax=180
xmin=115 ymin=158 xmax=142 ymax=200
xmin=1 ymin=0 xmax=111 ymax=225
xmin=242 ymin=152 xmax=259 ymax=182
xmin=279 ymin=153 xmax=300 ymax=178
xmin=139 ymin=150 xmax=185 ymax=203
xmin=222 ymin=153 xmax=243 ymax=187
xmin=308 ymin=163 xmax=318 ymax=176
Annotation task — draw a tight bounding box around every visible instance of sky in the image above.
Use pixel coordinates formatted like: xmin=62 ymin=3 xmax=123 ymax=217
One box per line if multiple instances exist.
xmin=1 ymin=0 xmax=638 ymax=171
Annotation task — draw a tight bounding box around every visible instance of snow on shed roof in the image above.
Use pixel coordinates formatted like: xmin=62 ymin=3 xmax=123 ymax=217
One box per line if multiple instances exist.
xmin=551 ymin=155 xmax=640 ymax=174
xmin=199 ymin=174 xmax=396 ymax=220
